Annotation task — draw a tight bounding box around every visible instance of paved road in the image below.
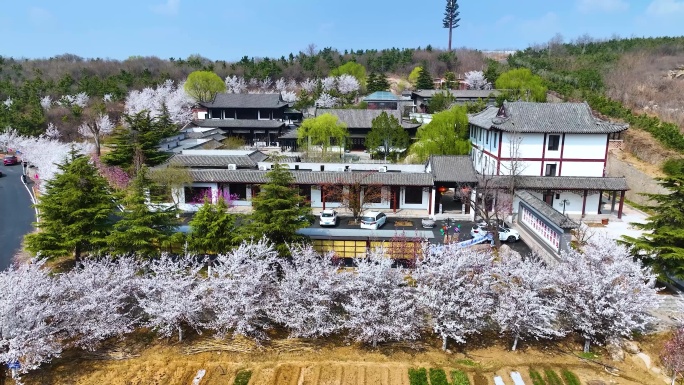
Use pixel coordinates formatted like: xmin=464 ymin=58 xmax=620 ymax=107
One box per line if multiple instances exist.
xmin=0 ymin=164 xmax=35 ymax=270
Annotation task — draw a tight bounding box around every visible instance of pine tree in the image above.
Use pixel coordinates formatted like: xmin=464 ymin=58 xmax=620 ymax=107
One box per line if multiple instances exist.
xmin=366 ymin=72 xmax=391 ymax=93
xmin=239 ymin=160 xmax=311 ymax=255
xmin=624 ymin=176 xmax=684 ymax=279
xmin=188 ymin=197 xmax=239 ymax=255
xmin=25 ymin=152 xmax=116 ymax=261
xmin=415 ymin=67 xmax=434 ymax=90
xmin=443 ymin=0 xmax=461 ymax=51
xmin=102 ymin=111 xmax=173 ymax=172
xmin=105 ymin=168 xmax=180 ymax=258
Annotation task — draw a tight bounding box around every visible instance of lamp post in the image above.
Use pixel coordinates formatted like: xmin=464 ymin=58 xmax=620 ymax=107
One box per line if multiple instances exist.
xmin=561 ymin=199 xmax=570 ymax=215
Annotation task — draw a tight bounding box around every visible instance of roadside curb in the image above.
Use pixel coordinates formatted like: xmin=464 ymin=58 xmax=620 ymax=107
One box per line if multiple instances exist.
xmin=20 ymin=174 xmax=39 ymax=220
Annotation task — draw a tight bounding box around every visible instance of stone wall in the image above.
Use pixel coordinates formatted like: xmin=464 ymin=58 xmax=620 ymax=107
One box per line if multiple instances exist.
xmin=606 ymin=152 xmax=670 ymax=205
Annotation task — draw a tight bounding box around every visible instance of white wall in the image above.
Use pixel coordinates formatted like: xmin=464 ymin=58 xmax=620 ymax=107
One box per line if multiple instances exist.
xmin=400 ymin=186 xmax=430 ymax=210
xmin=560 ymin=161 xmax=605 ymax=177
xmin=562 ymin=134 xmax=607 ymax=159
xmin=512 ymin=190 xmax=601 ymax=216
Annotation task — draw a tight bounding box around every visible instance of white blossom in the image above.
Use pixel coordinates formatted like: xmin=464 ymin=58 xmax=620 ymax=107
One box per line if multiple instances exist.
xmin=315 ymin=93 xmax=338 ymax=108
xmin=465 ymin=70 xmax=492 ymax=90
xmin=44 ymin=123 xmax=61 ymax=140
xmin=203 ymin=239 xmax=278 ymax=340
xmin=554 ymin=237 xmax=662 ymax=352
xmin=260 ymin=77 xmax=273 ymax=93
xmin=281 ymin=91 xmax=297 ymax=104
xmin=491 ymin=252 xmax=565 ymax=350
xmin=300 ymin=78 xmax=317 ymax=93
xmin=270 ymin=246 xmax=344 ymax=338
xmin=40 ymin=95 xmax=52 ymax=110
xmin=248 ymin=78 xmax=260 ymax=92
xmin=286 ymin=79 xmax=298 ymax=92
xmin=125 ymin=79 xmax=193 ymax=125
xmin=416 ymin=245 xmax=495 ymax=350
xmin=336 ymin=74 xmax=360 ymax=95
xmin=225 ymin=75 xmax=247 ymax=94
xmin=274 ymin=77 xmax=287 ymax=93
xmin=344 ymin=249 xmax=423 ymax=348
xmin=3 ymin=97 xmax=13 ymax=108
xmin=136 ymin=255 xmax=206 ymax=341
xmin=58 ymin=92 xmax=90 ymax=108
xmin=321 ymin=76 xmax=337 ymax=92
xmin=103 ymin=93 xmax=113 ymax=103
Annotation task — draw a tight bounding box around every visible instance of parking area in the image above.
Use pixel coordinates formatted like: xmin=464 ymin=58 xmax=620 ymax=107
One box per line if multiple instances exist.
xmin=307 ymin=215 xmax=532 ymax=257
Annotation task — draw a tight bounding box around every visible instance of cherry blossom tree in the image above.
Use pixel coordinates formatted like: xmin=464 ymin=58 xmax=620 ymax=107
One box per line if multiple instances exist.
xmin=300 ymin=78 xmax=317 ymax=93
xmin=136 ymin=255 xmax=207 ymax=342
xmin=270 ymin=245 xmax=344 ymax=338
xmin=203 ymin=239 xmax=279 ymax=340
xmin=40 ymin=95 xmax=52 ymax=110
xmin=125 ymin=79 xmax=193 ymax=125
xmin=248 ymin=78 xmax=260 ymax=92
xmin=260 ymin=77 xmax=274 ymax=93
xmin=3 ymin=97 xmax=13 ymax=108
xmin=225 ymin=75 xmax=248 ymax=94
xmin=44 ymin=122 xmax=61 ymax=140
xmin=415 ymin=245 xmax=495 ymax=350
xmin=103 ymin=93 xmax=113 ymax=103
xmin=286 ymin=79 xmax=298 ymax=92
xmin=554 ymin=237 xmax=662 ymax=352
xmin=315 ymin=93 xmax=338 ymax=108
xmin=321 ymin=76 xmax=337 ymax=92
xmin=0 ymin=260 xmax=64 ymax=373
xmin=337 ymin=74 xmax=361 ymax=95
xmin=274 ymin=77 xmax=287 ymax=93
xmin=281 ymin=91 xmax=297 ymax=104
xmin=59 ymin=92 xmax=90 ymax=108
xmin=661 ymin=327 xmax=684 ymax=385
xmin=344 ymin=249 xmax=423 ymax=348
xmin=491 ymin=252 xmax=565 ymax=350
xmin=78 ymin=113 xmax=115 ymax=156
xmin=56 ymin=257 xmax=141 ymax=350
xmin=464 ymin=70 xmax=492 ymax=90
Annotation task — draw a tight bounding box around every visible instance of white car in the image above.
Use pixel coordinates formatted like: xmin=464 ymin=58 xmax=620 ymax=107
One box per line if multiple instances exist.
xmin=470 ymin=223 xmax=520 ymax=243
xmin=360 ymin=211 xmax=387 ymax=230
xmin=319 ymin=209 xmax=338 ymax=226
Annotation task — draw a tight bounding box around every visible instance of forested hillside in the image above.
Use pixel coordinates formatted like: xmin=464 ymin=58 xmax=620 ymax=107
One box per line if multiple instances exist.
xmin=504 ymin=36 xmax=684 ymax=173
xmin=0 ymin=47 xmax=486 ymax=137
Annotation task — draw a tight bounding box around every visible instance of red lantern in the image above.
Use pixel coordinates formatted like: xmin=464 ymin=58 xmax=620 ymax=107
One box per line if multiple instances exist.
xmin=437 ymin=186 xmax=448 ymax=193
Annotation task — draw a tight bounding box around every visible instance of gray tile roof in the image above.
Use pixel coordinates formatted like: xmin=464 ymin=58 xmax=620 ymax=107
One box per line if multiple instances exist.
xmin=189 ymin=169 xmax=433 ymax=186
xmin=516 ymin=191 xmax=578 ymax=229
xmin=469 ymin=102 xmax=628 ymax=134
xmin=199 ymin=93 xmax=289 ymax=109
xmin=278 ymin=127 xmax=300 ymax=139
xmin=429 ymin=155 xmax=479 ymax=183
xmin=413 ymin=90 xmax=501 ymax=98
xmin=319 ymin=109 xmax=416 ymax=129
xmin=490 ymin=176 xmax=629 ymax=191
xmin=168 ymin=151 xmax=268 ymax=168
xmin=192 ymin=119 xmax=286 ymax=129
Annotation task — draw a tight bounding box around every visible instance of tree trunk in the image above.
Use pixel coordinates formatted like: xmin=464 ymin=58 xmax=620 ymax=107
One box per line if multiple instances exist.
xmin=442 ymin=335 xmax=448 ymax=351
xmin=584 ymin=338 xmax=591 ymax=353
xmin=512 ymin=335 xmax=519 ymax=351
xmin=178 ymin=326 xmax=183 ymax=342
xmin=372 ymin=338 xmax=377 ymax=348
xmin=73 ymin=243 xmax=82 ymax=262
xmin=94 ymin=135 xmax=101 ymax=157
xmin=448 ymin=20 xmax=453 ymax=51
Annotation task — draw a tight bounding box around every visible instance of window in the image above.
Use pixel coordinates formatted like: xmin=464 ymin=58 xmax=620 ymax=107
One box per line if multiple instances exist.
xmin=324 ymin=185 xmax=343 ymax=202
xmin=547 ymin=134 xmax=560 ymax=151
xmin=258 ymin=109 xmax=272 ymax=120
xmin=184 ymin=186 xmax=211 ymax=203
xmin=363 ymin=186 xmax=382 ymax=204
xmin=493 ymin=132 xmax=497 ymax=148
xmin=404 ymin=186 xmax=423 ymax=204
xmin=486 ymin=130 xmax=489 ymax=144
xmin=229 ymin=183 xmax=247 ymax=200
xmin=545 ymin=164 xmax=557 ymax=176
xmin=209 ymin=109 xmax=222 ymax=119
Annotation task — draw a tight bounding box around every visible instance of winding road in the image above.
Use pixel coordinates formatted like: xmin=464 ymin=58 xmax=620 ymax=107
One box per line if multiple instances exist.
xmin=0 ymin=164 xmax=35 ymax=270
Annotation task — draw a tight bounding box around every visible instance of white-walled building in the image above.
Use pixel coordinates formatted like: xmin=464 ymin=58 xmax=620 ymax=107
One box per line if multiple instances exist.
xmin=467 ymin=101 xmax=630 ymax=219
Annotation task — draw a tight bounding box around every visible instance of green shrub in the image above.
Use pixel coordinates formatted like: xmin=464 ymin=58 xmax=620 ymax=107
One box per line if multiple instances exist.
xmin=529 ymin=369 xmax=547 ymax=385
xmin=561 ymin=369 xmax=581 ymax=385
xmin=408 ymin=368 xmax=429 ymax=385
xmin=544 ymin=369 xmax=563 ymax=385
xmin=429 ymin=368 xmax=449 ymax=385
xmin=452 ymin=370 xmax=472 ymax=385
xmin=234 ymin=370 xmax=252 ymax=385
xmin=456 ymin=358 xmax=477 ymax=366
xmin=663 ymin=158 xmax=684 ymax=176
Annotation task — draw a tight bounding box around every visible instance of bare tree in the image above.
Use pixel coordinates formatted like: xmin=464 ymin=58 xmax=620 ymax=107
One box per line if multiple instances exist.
xmin=320 ymin=173 xmax=389 ymax=223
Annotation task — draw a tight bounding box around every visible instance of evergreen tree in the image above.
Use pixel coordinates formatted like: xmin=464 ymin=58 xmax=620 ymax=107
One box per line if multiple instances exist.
xmin=365 ymin=111 xmax=410 ymax=160
xmin=624 ymin=176 xmax=684 ymax=279
xmin=188 ymin=197 xmax=239 ymax=255
xmin=366 ymin=72 xmax=390 ymax=93
xmin=25 ymin=152 xmax=116 ymax=260
xmin=102 ymin=111 xmax=174 ymax=172
xmin=416 ymin=67 xmax=434 ymax=90
xmin=239 ymin=160 xmax=311 ymax=255
xmin=105 ymin=168 xmax=180 ymax=257
xmin=443 ymin=0 xmax=461 ymax=51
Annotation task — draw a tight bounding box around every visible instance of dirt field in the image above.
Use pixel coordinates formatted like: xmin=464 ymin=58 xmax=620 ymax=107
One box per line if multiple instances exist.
xmin=15 ymin=332 xmax=674 ymax=385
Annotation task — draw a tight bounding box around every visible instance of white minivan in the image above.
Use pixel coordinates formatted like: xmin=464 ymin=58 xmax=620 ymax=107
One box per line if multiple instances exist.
xmin=360 ymin=211 xmax=387 ymax=230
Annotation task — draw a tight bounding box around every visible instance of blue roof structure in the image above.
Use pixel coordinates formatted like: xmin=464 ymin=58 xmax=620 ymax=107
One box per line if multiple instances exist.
xmin=363 ymin=91 xmax=400 ymax=101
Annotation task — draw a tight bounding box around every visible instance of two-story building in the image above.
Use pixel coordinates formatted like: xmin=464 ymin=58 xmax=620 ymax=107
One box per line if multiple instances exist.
xmin=190 ymin=93 xmax=302 ymax=147
xmin=468 ymin=101 xmax=629 ymax=219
